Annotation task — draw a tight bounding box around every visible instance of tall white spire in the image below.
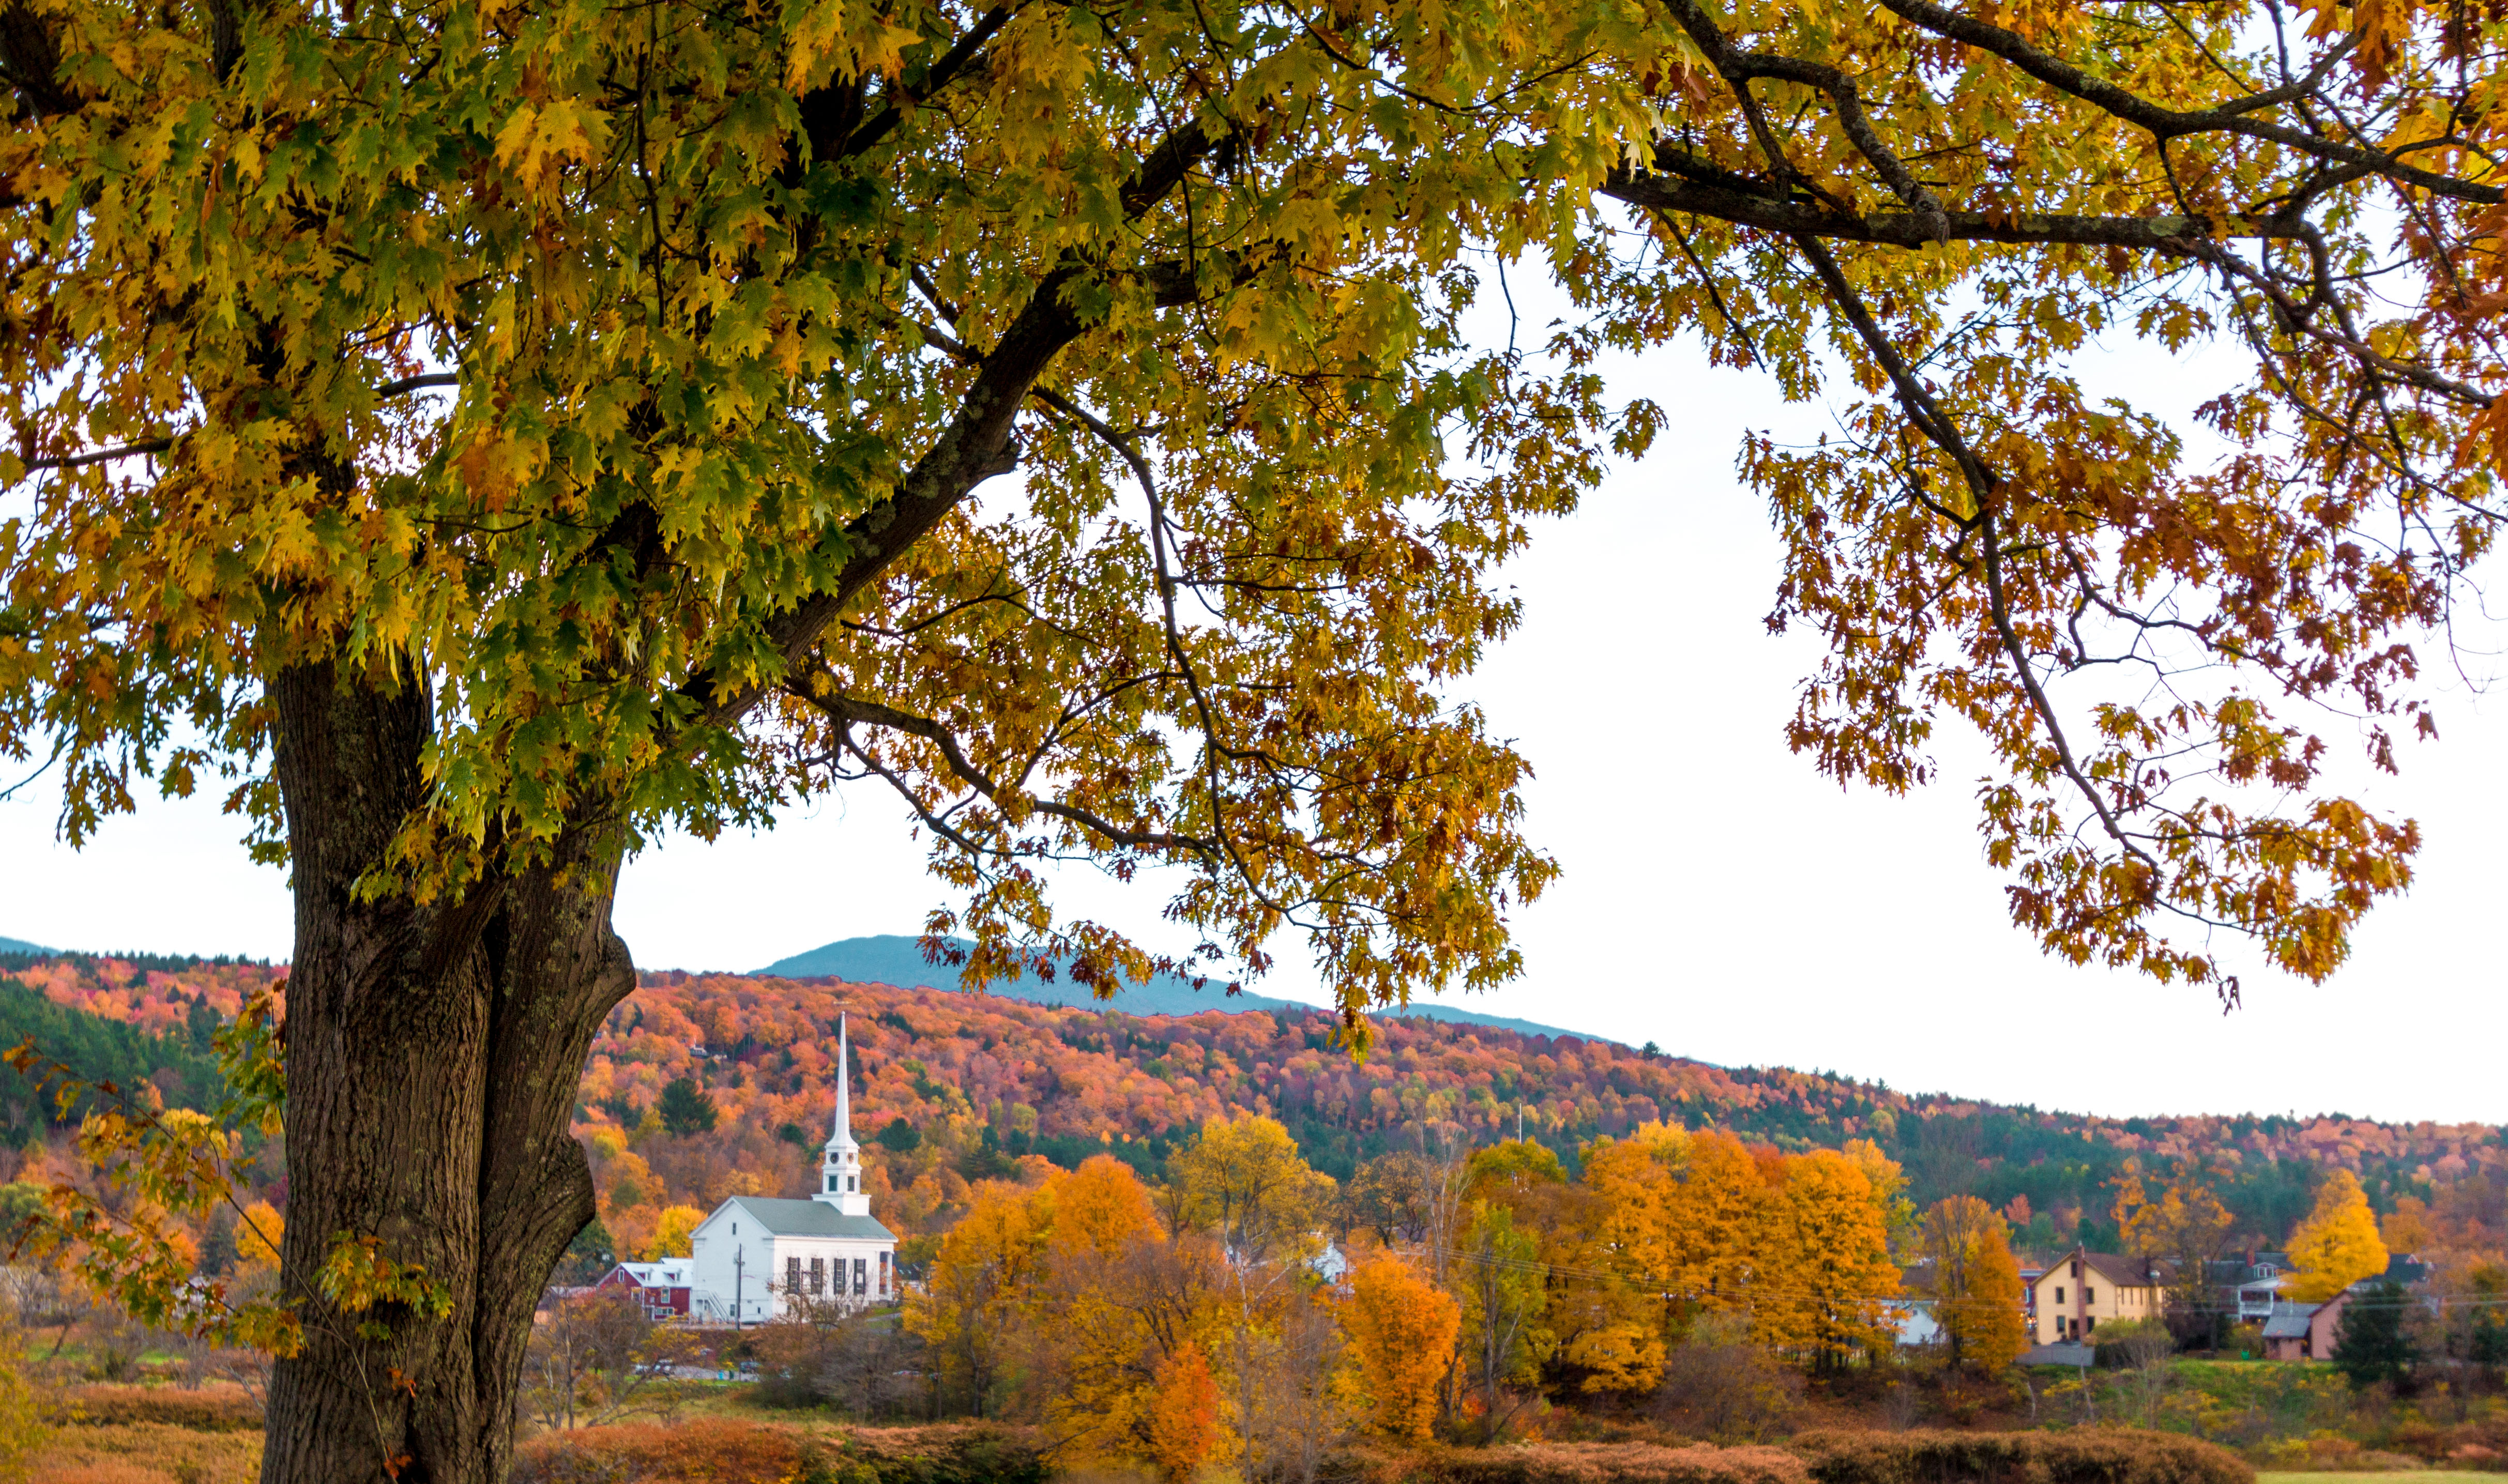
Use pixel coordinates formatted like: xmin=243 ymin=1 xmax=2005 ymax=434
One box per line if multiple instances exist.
xmin=830 ymin=1013 xmax=859 ymax=1151
xmin=815 ymin=1012 xmax=870 ymax=1214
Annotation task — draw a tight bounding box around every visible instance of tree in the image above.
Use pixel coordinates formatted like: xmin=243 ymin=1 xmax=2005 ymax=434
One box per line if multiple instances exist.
xmin=1050 ymin=1154 xmax=1162 ymax=1259
xmin=657 ymin=1078 xmax=720 ymax=1138
xmin=6 ymin=0 xmax=2499 ymax=1474
xmin=2290 ymin=1171 xmax=2390 ymax=1303
xmin=1917 ymin=1195 xmax=2027 ymax=1375
xmin=646 ymin=1204 xmax=704 ymax=1259
xmin=234 ymin=1200 xmax=284 ymax=1274
xmin=552 ymin=1217 xmax=616 ymax=1287
xmin=2096 ymin=1317 xmax=2179 ymax=1427
xmin=1034 ymin=1229 xmax=1230 ymax=1467
xmin=1168 ymin=1115 xmax=1334 ymax=1262
xmin=0 ymin=1307 xmax=41 ymax=1483
xmin=2331 ymin=1282 xmax=2419 ymax=1391
xmin=2114 ymin=1170 xmax=2237 ymax=1342
xmin=1144 ymin=1343 xmax=1223 ymax=1482
xmin=904 ymin=1181 xmax=1052 ymax=1416
xmin=1464 ymin=1139 xmax=1569 ymax=1213
xmin=1754 ymin=1150 xmax=1901 ymax=1373
xmin=1342 ymin=1254 xmax=1461 ymax=1444
xmin=1456 ymin=1201 xmax=1550 ymax=1440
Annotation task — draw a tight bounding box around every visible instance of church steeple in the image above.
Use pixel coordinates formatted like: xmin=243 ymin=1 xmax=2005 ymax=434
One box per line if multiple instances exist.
xmin=815 ymin=1014 xmax=871 ymax=1215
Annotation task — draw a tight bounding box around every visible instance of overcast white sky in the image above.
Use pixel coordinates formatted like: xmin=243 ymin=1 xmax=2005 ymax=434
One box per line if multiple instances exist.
xmin=3 ymin=280 xmax=2501 ymax=1127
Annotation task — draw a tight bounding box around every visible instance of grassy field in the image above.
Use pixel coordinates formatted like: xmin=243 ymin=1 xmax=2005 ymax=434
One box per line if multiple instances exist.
xmin=2257 ymin=1475 xmax=2476 ymax=1484
xmin=35 ymin=1421 xmax=264 ymax=1484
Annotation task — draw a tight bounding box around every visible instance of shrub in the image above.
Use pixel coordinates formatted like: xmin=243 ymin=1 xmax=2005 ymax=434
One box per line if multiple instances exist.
xmin=1790 ymin=1428 xmax=2253 ymax=1484
xmin=42 ymin=1384 xmax=265 ymax=1432
xmin=1333 ymin=1441 xmax=1813 ymax=1484
xmin=1650 ymin=1316 xmax=1804 ymax=1443
xmin=512 ymin=1419 xmax=1047 ymax=1484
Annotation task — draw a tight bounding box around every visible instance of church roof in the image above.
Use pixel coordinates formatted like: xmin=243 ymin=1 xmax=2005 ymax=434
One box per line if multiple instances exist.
xmin=717 ymin=1195 xmax=894 ymax=1241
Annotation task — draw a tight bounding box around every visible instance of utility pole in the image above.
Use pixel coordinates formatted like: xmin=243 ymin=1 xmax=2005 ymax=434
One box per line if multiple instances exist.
xmin=733 ymin=1245 xmax=745 ymax=1332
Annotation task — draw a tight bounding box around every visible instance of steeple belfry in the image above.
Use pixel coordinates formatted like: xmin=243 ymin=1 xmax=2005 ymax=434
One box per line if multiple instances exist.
xmin=815 ymin=1014 xmax=871 ymax=1215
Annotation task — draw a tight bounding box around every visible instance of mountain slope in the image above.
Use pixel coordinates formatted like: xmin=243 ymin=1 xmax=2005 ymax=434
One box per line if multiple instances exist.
xmin=10 ymin=950 xmax=2503 ymax=1266
xmin=754 ymin=934 xmax=1600 ymax=1041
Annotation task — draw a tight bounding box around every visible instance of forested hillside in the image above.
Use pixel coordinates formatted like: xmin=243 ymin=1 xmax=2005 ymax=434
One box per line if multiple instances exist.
xmin=6 ymin=953 xmax=2503 ymax=1268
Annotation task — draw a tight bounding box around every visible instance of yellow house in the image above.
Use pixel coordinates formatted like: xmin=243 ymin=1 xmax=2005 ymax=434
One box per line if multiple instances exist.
xmin=2030 ymin=1247 xmax=2168 ymax=1343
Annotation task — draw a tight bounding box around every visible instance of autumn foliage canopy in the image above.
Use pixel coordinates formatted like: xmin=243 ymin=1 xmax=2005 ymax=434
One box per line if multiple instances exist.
xmin=0 ymin=0 xmax=2501 ymax=1014
xmin=0 ymin=0 xmax=2501 ymax=1473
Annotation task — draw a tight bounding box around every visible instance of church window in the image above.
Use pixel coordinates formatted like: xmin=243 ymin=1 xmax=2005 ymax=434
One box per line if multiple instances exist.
xmin=853 ymin=1257 xmax=867 ymax=1295
xmin=847 ymin=1175 xmax=857 ymax=1192
xmin=810 ymin=1257 xmax=825 ymax=1295
xmin=786 ymin=1257 xmax=802 ymax=1295
xmin=878 ymin=1251 xmax=891 ymax=1297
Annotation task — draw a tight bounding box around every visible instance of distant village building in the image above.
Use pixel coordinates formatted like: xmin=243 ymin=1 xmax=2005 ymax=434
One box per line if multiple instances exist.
xmin=687 ymin=1015 xmax=896 ymax=1324
xmin=2262 ymin=1293 xmax=2348 ymax=1359
xmin=2257 ymin=1253 xmax=2430 ymax=1361
xmin=2028 ymin=1247 xmax=2167 ymax=1344
xmin=594 ymin=1259 xmax=693 ymax=1320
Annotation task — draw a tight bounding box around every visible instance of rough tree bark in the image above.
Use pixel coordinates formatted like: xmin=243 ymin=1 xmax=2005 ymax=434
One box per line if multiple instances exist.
xmin=265 ymin=658 xmax=635 ymax=1483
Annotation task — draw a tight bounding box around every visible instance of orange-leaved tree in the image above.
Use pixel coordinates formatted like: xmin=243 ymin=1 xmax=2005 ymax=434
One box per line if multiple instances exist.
xmin=1 ymin=0 xmax=2497 ymax=1470
xmin=2289 ymin=1171 xmax=2391 ymax=1303
xmin=1145 ymin=1342 xmax=1224 ymax=1482
xmin=1050 ymin=1154 xmax=1165 ymax=1259
xmin=1752 ymin=1150 xmax=1900 ymax=1373
xmin=1917 ymin=1195 xmax=2027 ymax=1374
xmin=1343 ymin=1254 xmax=1462 ymax=1443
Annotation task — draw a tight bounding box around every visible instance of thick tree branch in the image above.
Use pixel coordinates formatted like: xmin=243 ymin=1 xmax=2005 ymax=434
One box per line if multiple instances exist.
xmin=689 ymin=118 xmax=1228 ymax=724
xmin=1874 ymin=0 xmax=2503 ymax=204
xmin=1609 ymin=165 xmax=2315 ymax=247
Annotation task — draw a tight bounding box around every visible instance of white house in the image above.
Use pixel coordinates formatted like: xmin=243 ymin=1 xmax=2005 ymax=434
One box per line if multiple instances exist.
xmin=688 ymin=1014 xmax=897 ymax=1324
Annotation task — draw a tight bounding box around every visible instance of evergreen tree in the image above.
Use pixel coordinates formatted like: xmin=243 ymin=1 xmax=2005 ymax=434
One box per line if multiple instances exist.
xmin=186 ymin=995 xmax=221 ymax=1055
xmin=2331 ymin=1282 xmax=2418 ymax=1391
xmin=657 ymin=1078 xmax=719 ymax=1137
xmin=198 ymin=1207 xmax=240 ymax=1278
xmin=552 ymin=1218 xmax=617 ymax=1287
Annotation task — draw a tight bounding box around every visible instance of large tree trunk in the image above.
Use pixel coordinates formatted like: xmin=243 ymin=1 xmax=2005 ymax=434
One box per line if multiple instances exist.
xmin=262 ymin=657 xmax=635 ymax=1484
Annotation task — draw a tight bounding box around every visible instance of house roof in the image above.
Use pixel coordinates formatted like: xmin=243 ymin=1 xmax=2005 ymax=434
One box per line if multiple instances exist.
xmin=2261 ymin=1310 xmax=2317 ymax=1339
xmin=612 ymin=1260 xmax=692 ymax=1288
xmin=712 ymin=1195 xmax=894 ymax=1241
xmin=2021 ymin=1341 xmax=2096 ymax=1367
xmin=2043 ymin=1247 xmax=2167 ymax=1290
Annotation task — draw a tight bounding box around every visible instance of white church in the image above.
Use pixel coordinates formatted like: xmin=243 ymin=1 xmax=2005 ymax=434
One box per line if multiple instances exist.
xmin=687 ymin=1014 xmax=898 ymax=1324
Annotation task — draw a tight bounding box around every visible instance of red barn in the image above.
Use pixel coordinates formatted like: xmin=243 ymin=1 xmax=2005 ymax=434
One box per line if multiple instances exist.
xmin=595 ymin=1259 xmax=693 ymax=1320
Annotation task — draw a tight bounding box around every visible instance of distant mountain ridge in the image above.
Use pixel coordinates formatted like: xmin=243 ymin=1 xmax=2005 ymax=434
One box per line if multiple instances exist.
xmin=753 ymin=934 xmax=1604 ymax=1043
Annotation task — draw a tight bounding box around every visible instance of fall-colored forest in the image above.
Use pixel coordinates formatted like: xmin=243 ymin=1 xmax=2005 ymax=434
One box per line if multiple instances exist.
xmin=7 ymin=952 xmax=2504 ymax=1271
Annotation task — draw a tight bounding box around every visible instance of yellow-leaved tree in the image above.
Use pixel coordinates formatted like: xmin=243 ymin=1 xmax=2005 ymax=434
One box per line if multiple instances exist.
xmin=646 ymin=1205 xmax=705 ymax=1261
xmin=905 ymin=1182 xmax=1054 ymax=1415
xmin=2 ymin=0 xmax=2497 ymax=1468
xmin=1343 ymin=1254 xmax=1462 ymax=1443
xmin=2289 ymin=1171 xmax=2391 ymax=1303
xmin=1168 ymin=1115 xmax=1336 ymax=1262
